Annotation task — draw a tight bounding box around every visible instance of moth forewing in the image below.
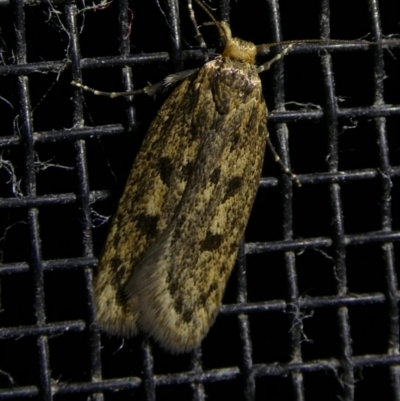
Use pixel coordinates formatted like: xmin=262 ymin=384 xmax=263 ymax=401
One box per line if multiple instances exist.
xmin=94 ymin=73 xmax=208 ymax=339
xmin=94 ymin=21 xmax=273 ymax=353
xmin=124 ymin=60 xmax=267 ymax=352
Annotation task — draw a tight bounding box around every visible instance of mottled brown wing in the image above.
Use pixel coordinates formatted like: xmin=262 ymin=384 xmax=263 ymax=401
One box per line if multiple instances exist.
xmin=94 ymin=65 xmax=220 ymax=337
xmin=126 ymin=57 xmax=268 ymax=352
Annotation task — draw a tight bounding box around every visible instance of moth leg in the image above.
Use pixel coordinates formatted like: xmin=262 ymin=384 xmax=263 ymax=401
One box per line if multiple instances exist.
xmin=257 ymin=44 xmax=294 ymax=74
xmin=258 ymin=43 xmax=299 ymax=185
xmin=71 ymin=81 xmax=143 ymax=98
xmin=144 ymin=68 xmax=199 ymax=96
xmin=188 ymin=0 xmax=209 ymax=61
xmin=267 ymin=139 xmax=301 ymax=187
xmin=72 ymin=68 xmax=198 ymax=98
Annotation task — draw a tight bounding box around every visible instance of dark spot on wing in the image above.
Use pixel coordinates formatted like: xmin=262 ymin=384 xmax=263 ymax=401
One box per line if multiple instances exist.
xmin=172 ymin=226 xmax=182 ymax=242
xmin=136 ymin=213 xmax=159 ymax=238
xmin=145 ymin=151 xmax=152 ymax=161
xmin=117 ymin=287 xmax=129 ymax=305
xmin=158 ymin=157 xmax=173 ymax=184
xmin=210 ymin=168 xmax=221 ymax=185
xmin=182 ymin=161 xmax=194 ymax=177
xmin=229 ymin=134 xmax=240 ymax=152
xmin=112 ymin=232 xmax=122 ymax=251
xmin=168 ymin=277 xmax=179 ymax=297
xmin=223 ymin=176 xmax=243 ymax=202
xmin=221 ymin=262 xmax=231 ymax=274
xmin=182 ymin=308 xmax=194 ymax=323
xmin=208 ymin=282 xmax=218 ymax=296
xmin=197 ymin=282 xmax=219 ymax=308
xmin=198 ymin=292 xmax=208 ymax=307
xmin=174 ymin=298 xmax=194 ymax=325
xmin=174 ymin=297 xmax=183 ymax=313
xmin=201 ymin=232 xmax=223 ymax=251
xmin=230 ymin=241 xmax=240 ymax=255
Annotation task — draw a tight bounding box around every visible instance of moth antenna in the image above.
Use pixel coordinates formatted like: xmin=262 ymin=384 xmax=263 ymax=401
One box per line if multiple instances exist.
xmin=258 ymin=39 xmax=352 ymax=53
xmin=257 ymin=38 xmax=400 ymax=55
xmin=187 ymin=0 xmax=209 ymax=60
xmin=192 ymin=0 xmax=229 ymax=43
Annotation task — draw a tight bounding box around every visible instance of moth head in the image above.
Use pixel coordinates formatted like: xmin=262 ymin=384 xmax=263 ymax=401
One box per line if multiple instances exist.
xmin=220 ymin=21 xmax=257 ymax=64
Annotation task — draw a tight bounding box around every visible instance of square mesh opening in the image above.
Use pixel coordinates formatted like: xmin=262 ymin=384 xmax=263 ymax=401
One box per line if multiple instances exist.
xmin=0 ymin=0 xmax=399 ymax=400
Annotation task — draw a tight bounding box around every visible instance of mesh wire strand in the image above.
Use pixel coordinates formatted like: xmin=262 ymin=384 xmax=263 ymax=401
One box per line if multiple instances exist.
xmin=0 ymin=0 xmax=399 ymax=400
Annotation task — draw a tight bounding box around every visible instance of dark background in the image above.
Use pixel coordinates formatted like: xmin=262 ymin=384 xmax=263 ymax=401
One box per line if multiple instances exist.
xmin=0 ymin=0 xmax=399 ymax=400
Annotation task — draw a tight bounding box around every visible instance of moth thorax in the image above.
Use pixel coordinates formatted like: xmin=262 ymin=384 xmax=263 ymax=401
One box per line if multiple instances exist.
xmin=222 ymin=38 xmax=257 ymax=64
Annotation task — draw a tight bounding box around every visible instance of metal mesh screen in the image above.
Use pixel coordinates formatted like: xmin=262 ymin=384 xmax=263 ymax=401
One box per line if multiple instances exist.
xmin=0 ymin=0 xmax=399 ymax=400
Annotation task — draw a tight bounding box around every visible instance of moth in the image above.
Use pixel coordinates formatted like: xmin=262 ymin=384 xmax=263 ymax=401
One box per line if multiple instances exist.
xmin=78 ymin=4 xmax=296 ymax=354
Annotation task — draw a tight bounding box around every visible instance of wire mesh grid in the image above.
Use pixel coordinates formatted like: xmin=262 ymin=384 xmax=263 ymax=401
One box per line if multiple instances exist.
xmin=0 ymin=0 xmax=399 ymax=400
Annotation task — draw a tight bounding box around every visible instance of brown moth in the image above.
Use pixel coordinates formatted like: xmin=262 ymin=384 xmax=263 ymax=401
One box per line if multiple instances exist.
xmin=83 ymin=7 xmax=294 ymax=353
